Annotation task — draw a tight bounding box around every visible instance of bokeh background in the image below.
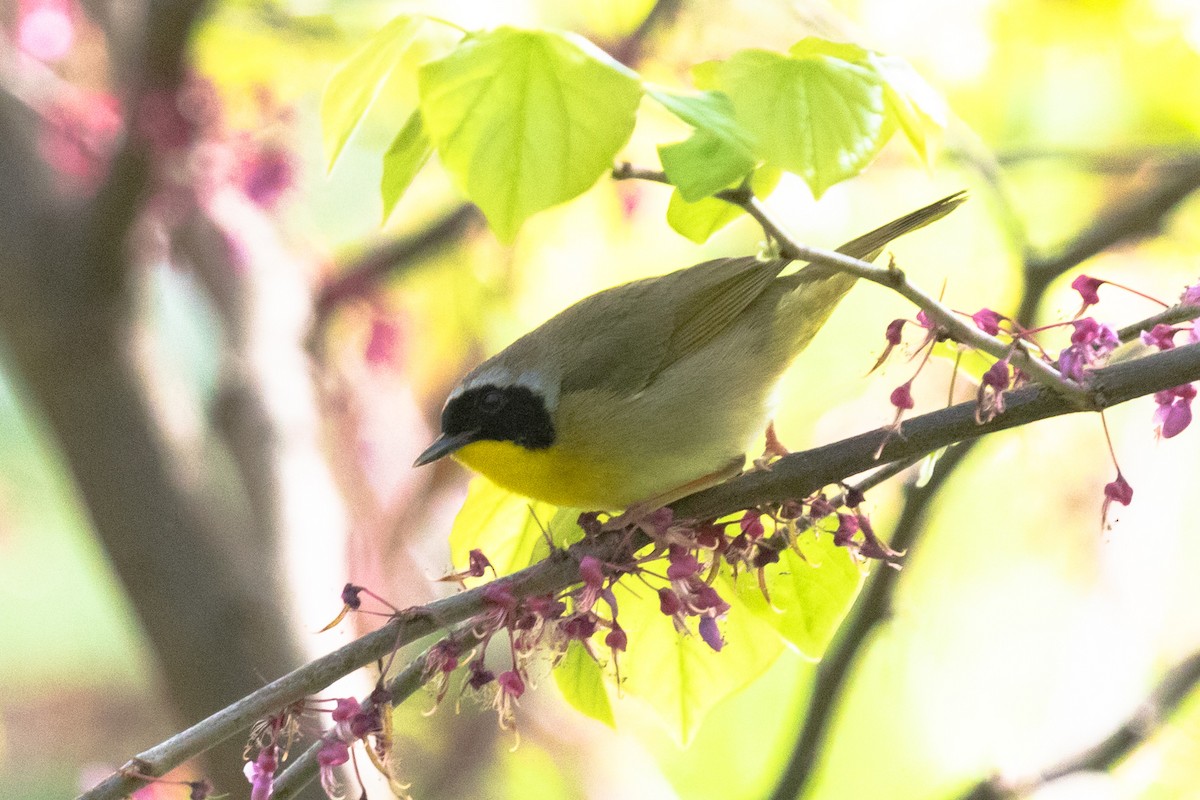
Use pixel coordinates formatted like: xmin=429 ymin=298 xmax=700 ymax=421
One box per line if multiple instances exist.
xmin=3 ymin=0 xmax=1200 ymax=798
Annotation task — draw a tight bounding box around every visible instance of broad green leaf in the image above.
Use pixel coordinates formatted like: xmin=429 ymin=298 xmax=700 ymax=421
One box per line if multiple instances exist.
xmin=659 ymin=131 xmax=757 ymax=202
xmin=666 ymin=190 xmax=743 ymax=243
xmin=725 ymin=527 xmax=863 ymax=658
xmin=870 ymin=53 xmax=948 ymax=164
xmin=448 ymin=477 xmax=557 ymax=577
xmin=321 ymin=15 xmax=426 ymax=172
xmin=548 ymin=506 xmax=588 ymax=549
xmin=711 ymin=44 xmax=887 ymax=197
xmin=664 ymin=165 xmax=781 ymax=243
xmin=690 ymin=60 xmax=722 ymax=91
xmin=418 ymin=27 xmax=643 ymax=241
xmin=381 ymin=109 xmax=433 ymax=219
xmin=787 ymin=37 xmax=874 ymax=63
xmin=554 ymin=640 xmax=615 ymax=728
xmin=647 ymin=88 xmax=756 ymax=152
xmin=649 ymin=89 xmax=759 ymax=202
xmin=614 ymin=578 xmax=784 ymax=743
xmin=916 ymin=446 xmax=949 ymax=488
xmin=448 ymin=477 xmax=587 ymax=577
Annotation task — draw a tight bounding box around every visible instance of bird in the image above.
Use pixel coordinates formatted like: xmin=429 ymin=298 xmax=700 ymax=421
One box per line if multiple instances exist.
xmin=414 ymin=192 xmax=966 ymax=511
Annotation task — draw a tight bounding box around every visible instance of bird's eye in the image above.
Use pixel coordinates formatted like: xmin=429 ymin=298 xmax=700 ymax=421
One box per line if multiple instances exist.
xmin=479 ymin=389 xmax=506 ymax=413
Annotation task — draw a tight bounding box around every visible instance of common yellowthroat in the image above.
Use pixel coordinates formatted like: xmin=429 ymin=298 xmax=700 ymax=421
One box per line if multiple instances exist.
xmin=415 ymin=192 xmax=965 ymax=510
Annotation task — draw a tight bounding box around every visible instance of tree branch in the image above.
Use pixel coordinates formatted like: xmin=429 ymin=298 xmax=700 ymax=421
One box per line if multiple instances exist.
xmin=78 ymin=339 xmax=1200 ymax=800
xmin=271 ymin=625 xmax=486 ymax=800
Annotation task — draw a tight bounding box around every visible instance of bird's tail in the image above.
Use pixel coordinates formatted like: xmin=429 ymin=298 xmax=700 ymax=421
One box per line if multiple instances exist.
xmin=778 ymin=190 xmax=967 ymax=357
xmin=835 ymin=190 xmax=968 ymax=262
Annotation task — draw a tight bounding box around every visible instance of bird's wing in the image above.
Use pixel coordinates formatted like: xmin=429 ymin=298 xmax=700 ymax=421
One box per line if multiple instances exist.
xmin=554 ymin=190 xmax=968 ymax=395
xmin=550 ymin=256 xmax=784 ymax=395
xmin=651 ymin=255 xmax=788 ymax=382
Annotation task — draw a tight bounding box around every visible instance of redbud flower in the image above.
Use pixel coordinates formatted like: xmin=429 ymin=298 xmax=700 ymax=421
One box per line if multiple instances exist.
xmin=976 ymin=358 xmax=1011 ymax=422
xmin=1057 ymin=318 xmax=1119 ymax=381
xmin=694 ymin=522 xmax=724 ymax=549
xmin=808 ymin=495 xmax=836 ymax=519
xmin=833 ymin=513 xmax=859 ymax=548
xmin=739 ymin=511 xmax=765 ymax=540
xmin=1102 ymin=471 xmax=1134 ymax=527
xmin=698 ymin=616 xmax=724 ymax=651
xmin=1182 ymin=283 xmax=1200 ymax=306
xmin=1071 ymin=274 xmax=1103 ymax=309
xmin=1154 ymin=384 xmax=1196 ymax=439
xmin=317 ymin=739 xmax=350 ymax=799
xmin=497 ymin=670 xmax=525 ymax=699
xmin=871 ymin=318 xmax=907 ymax=372
xmin=890 ymin=381 xmax=915 ymax=410
xmin=482 ymin=582 xmax=518 ymax=613
xmin=971 ymin=308 xmax=1004 ymax=336
xmin=666 ymin=548 xmax=701 ymax=580
xmin=340 ymin=584 xmax=364 ymax=610
xmin=332 ymin=697 xmax=360 ymax=723
xmin=1141 ymin=324 xmax=1179 ymax=351
xmin=658 ymin=587 xmax=682 ymax=616
xmin=642 ymin=506 xmax=674 ymax=537
xmin=493 ymin=670 xmax=526 ymax=730
xmin=578 ymin=556 xmax=604 ymax=588
xmin=562 ymin=613 xmax=599 ymax=640
xmin=244 ymin=746 xmax=277 ymax=800
xmin=467 ymin=661 xmax=495 ymax=690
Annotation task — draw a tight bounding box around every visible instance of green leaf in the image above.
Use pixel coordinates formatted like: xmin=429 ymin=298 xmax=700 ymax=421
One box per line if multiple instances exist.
xmin=448 ymin=477 xmax=557 ymax=577
xmin=649 ymin=89 xmax=759 ymax=202
xmin=664 ymin=165 xmax=781 ymax=243
xmin=321 ymin=15 xmax=427 ymax=172
xmin=418 ymin=27 xmax=643 ymax=241
xmin=725 ymin=527 xmax=863 ymax=658
xmin=869 ymin=53 xmax=948 ymax=164
xmin=665 ymin=190 xmax=742 ymax=243
xmin=614 ymin=579 xmax=784 ymax=744
xmin=554 ymin=640 xmax=615 ymax=728
xmin=710 ymin=43 xmax=887 ymax=197
xmin=648 ymin=89 xmax=755 ymax=152
xmin=659 ymin=132 xmax=757 ymax=202
xmin=916 ymin=446 xmax=949 ymax=488
xmin=381 ymin=109 xmax=433 ymax=219
xmin=448 ymin=477 xmax=587 ymax=577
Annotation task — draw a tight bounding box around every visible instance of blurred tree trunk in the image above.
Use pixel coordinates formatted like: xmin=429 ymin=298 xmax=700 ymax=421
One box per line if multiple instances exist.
xmin=0 ymin=6 xmax=329 ymax=796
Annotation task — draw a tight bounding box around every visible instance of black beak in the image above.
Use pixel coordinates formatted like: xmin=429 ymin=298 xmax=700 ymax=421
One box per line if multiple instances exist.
xmin=413 ymin=430 xmax=478 ymax=467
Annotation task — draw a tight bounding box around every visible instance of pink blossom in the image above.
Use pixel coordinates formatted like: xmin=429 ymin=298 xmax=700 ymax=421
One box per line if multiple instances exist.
xmin=18 ymin=0 xmax=75 ymax=63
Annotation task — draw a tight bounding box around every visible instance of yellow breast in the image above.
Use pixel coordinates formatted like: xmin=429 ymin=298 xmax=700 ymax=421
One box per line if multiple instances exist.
xmin=454 ymin=440 xmax=639 ymax=510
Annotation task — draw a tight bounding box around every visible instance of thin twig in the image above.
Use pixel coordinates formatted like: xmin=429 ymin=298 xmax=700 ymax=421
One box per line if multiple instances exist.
xmin=1117 ymin=304 xmax=1200 ymax=343
xmin=955 ymin=648 xmax=1200 ymax=800
xmin=764 ymin=149 xmax=1200 ymax=800
xmin=611 ymin=164 xmax=1093 ymax=407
